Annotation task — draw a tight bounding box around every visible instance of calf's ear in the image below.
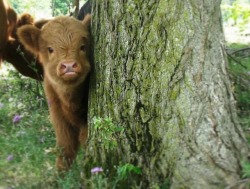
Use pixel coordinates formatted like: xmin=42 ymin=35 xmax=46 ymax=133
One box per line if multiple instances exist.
xmin=7 ymin=8 xmax=18 ymax=38
xmin=17 ymin=25 xmax=40 ymax=55
xmin=35 ymin=19 xmax=50 ymax=29
xmin=17 ymin=13 xmax=34 ymax=26
xmin=82 ymin=14 xmax=91 ymax=27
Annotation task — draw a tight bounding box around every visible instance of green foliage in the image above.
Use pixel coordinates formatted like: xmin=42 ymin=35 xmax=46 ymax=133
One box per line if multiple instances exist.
xmin=111 ymin=163 xmax=142 ymax=189
xmin=242 ymin=161 xmax=250 ymax=178
xmin=227 ymin=45 xmax=250 ymax=128
xmin=89 ymin=172 xmax=108 ymax=189
xmin=51 ymin=0 xmax=72 ymax=16
xmin=9 ymin=0 xmax=52 ymax=18
xmin=87 ymin=163 xmax=142 ymax=189
xmin=116 ymin=163 xmax=142 ymax=180
xmin=92 ymin=117 xmax=124 ymax=150
xmin=221 ymin=0 xmax=250 ymax=30
xmin=8 ymin=0 xmax=84 ymax=18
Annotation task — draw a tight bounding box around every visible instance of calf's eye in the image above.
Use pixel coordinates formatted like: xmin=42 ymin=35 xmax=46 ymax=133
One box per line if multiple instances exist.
xmin=48 ymin=47 xmax=54 ymax=53
xmin=80 ymin=45 xmax=86 ymax=52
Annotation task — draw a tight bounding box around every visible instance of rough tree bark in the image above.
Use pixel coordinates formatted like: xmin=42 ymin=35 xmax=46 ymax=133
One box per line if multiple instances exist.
xmin=86 ymin=0 xmax=249 ymax=188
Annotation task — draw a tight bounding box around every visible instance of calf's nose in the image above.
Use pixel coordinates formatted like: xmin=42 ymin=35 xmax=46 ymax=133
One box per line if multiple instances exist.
xmin=60 ymin=61 xmax=78 ymax=72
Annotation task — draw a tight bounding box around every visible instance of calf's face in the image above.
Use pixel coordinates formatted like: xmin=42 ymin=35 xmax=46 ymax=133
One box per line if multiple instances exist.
xmin=17 ymin=16 xmax=91 ymax=87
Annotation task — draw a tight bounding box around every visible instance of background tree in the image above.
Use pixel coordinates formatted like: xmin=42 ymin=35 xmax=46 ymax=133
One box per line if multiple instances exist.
xmin=51 ymin=0 xmax=71 ymax=16
xmin=85 ymin=0 xmax=249 ymax=188
xmin=51 ymin=0 xmax=83 ymax=17
xmin=72 ymin=0 xmax=79 ymax=18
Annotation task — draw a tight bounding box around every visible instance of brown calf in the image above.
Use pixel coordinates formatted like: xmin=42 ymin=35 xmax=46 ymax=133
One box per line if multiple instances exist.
xmin=17 ymin=15 xmax=91 ymax=170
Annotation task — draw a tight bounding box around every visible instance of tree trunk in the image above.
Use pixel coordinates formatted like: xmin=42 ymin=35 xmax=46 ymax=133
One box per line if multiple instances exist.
xmin=72 ymin=0 xmax=79 ymax=18
xmin=51 ymin=0 xmax=56 ymax=17
xmin=86 ymin=0 xmax=249 ymax=188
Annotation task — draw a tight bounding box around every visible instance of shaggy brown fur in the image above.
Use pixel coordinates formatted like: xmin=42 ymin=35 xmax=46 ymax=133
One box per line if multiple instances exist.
xmin=0 ymin=0 xmax=43 ymax=80
xmin=0 ymin=0 xmax=17 ymax=64
xmin=17 ymin=15 xmax=91 ymax=170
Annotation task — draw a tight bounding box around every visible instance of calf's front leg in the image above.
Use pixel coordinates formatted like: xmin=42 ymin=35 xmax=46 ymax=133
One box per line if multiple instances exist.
xmin=54 ymin=122 xmax=80 ymax=171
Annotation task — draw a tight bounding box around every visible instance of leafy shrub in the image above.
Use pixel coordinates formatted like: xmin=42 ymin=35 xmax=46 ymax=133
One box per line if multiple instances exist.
xmin=221 ymin=0 xmax=250 ymax=30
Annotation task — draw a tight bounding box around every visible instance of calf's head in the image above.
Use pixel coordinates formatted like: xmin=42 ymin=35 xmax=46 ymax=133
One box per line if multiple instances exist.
xmin=17 ymin=15 xmax=91 ymax=87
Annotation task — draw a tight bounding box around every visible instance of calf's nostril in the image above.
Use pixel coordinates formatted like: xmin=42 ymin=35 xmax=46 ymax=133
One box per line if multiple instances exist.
xmin=72 ymin=63 xmax=77 ymax=68
xmin=61 ymin=64 xmax=67 ymax=69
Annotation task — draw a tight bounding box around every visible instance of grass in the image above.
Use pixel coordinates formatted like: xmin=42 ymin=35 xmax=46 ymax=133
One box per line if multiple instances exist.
xmin=0 ymin=67 xmax=86 ymax=189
